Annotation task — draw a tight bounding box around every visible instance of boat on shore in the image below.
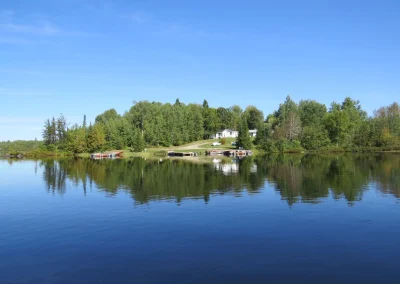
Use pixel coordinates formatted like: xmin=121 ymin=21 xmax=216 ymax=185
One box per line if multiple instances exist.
xmin=90 ymin=152 xmax=123 ymax=159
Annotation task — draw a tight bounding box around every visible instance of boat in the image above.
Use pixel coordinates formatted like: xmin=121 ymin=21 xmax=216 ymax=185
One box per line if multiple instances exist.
xmin=90 ymin=152 xmax=123 ymax=159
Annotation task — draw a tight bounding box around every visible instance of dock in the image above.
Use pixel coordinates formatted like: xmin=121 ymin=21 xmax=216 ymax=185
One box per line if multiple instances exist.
xmin=167 ymin=151 xmax=198 ymax=157
xmin=205 ymin=150 xmax=253 ymax=157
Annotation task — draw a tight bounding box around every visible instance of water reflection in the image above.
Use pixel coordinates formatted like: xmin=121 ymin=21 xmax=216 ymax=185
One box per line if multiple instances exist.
xmin=38 ymin=154 xmax=400 ymax=206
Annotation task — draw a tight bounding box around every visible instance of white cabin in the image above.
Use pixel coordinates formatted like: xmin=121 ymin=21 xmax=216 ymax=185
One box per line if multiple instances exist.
xmin=249 ymin=129 xmax=257 ymax=137
xmin=211 ymin=129 xmax=258 ymax=139
xmin=211 ymin=129 xmax=239 ymax=139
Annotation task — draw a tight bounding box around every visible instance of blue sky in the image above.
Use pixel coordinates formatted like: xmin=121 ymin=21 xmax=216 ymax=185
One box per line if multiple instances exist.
xmin=1 ymin=0 xmax=399 ymax=141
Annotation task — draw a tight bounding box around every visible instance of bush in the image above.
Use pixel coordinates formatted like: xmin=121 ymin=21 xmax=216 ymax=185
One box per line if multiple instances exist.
xmin=220 ymin=138 xmax=227 ymax=145
xmin=319 ymin=145 xmax=346 ymax=153
xmin=258 ymin=139 xmax=278 ymax=153
xmin=275 ymin=139 xmax=304 ymax=153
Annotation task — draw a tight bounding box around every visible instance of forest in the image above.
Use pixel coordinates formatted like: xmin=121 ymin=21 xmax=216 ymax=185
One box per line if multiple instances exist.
xmin=2 ymin=96 xmax=400 ymax=155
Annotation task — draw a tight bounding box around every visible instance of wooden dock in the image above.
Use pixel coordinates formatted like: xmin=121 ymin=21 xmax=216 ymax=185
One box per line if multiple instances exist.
xmin=167 ymin=151 xmax=198 ymax=157
xmin=205 ymin=150 xmax=253 ymax=157
xmin=205 ymin=150 xmax=224 ymax=156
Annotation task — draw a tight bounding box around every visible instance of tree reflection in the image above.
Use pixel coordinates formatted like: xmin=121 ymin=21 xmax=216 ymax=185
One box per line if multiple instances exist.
xmin=40 ymin=154 xmax=400 ymax=206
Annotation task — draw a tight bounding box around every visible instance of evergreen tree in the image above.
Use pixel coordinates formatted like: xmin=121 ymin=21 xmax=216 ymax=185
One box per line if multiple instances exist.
xmin=87 ymin=124 xmax=106 ymax=152
xmin=66 ymin=126 xmax=87 ymax=153
xmin=132 ymin=128 xmax=145 ymax=152
xmin=42 ymin=119 xmax=52 ymax=146
xmin=230 ymin=105 xmax=243 ymax=130
xmin=237 ymin=117 xmax=252 ymax=149
xmin=254 ymin=124 xmax=270 ymax=146
xmin=56 ymin=114 xmax=67 ymax=148
xmin=51 ymin=117 xmax=57 ymax=145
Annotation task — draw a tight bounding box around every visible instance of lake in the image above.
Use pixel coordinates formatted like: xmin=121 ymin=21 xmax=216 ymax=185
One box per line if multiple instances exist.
xmin=1 ymin=154 xmax=400 ymax=284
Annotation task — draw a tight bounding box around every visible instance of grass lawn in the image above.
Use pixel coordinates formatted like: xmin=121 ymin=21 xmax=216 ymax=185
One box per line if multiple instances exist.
xmin=75 ymin=137 xmax=260 ymax=159
xmin=198 ymin=137 xmax=237 ymax=149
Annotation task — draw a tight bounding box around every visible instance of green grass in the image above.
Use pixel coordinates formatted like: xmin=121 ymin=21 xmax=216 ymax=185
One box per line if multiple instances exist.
xmin=198 ymin=137 xmax=237 ymax=149
xmin=74 ymin=138 xmax=259 ymax=159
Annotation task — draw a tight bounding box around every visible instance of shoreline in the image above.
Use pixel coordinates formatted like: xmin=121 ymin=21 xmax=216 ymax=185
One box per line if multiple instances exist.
xmin=3 ymin=148 xmax=400 ymax=160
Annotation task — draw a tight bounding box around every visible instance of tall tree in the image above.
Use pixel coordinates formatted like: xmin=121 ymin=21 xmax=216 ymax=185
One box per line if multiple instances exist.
xmin=274 ymin=95 xmax=298 ymax=124
xmin=217 ymin=107 xmax=234 ymax=130
xmin=132 ymin=128 xmax=145 ymax=152
xmin=95 ymin=109 xmax=119 ymax=124
xmin=237 ymin=116 xmax=252 ymax=149
xmin=284 ymin=112 xmax=302 ymax=141
xmin=203 ymin=102 xmax=218 ymax=139
xmin=87 ymin=123 xmax=106 ymax=152
xmin=66 ymin=125 xmax=87 ymax=153
xmin=244 ymin=106 xmax=264 ymax=130
xmin=230 ymin=105 xmax=243 ymax=130
xmin=298 ymin=100 xmax=327 ymax=127
xmin=56 ymin=114 xmax=67 ymax=147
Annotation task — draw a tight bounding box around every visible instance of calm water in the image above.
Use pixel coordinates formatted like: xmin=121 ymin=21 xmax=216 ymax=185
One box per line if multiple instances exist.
xmin=1 ymin=154 xmax=400 ymax=284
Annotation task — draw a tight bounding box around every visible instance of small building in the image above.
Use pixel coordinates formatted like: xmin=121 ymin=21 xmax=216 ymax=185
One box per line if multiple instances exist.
xmin=249 ymin=129 xmax=257 ymax=137
xmin=211 ymin=129 xmax=258 ymax=139
xmin=211 ymin=129 xmax=239 ymax=139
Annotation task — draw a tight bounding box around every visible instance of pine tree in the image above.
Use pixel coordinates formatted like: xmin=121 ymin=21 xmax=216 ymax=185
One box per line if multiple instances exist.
xmin=237 ymin=117 xmax=252 ymax=149
xmin=42 ymin=119 xmax=52 ymax=146
xmin=56 ymin=114 xmax=67 ymax=148
xmin=87 ymin=124 xmax=106 ymax=152
xmin=131 ymin=128 xmax=145 ymax=152
xmin=51 ymin=117 xmax=57 ymax=145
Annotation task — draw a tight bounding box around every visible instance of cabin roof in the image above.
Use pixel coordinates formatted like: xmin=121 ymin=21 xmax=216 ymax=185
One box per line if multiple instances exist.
xmin=218 ymin=129 xmax=237 ymax=132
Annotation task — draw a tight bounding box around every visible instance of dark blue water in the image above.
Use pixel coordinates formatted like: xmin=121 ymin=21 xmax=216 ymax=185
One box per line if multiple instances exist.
xmin=1 ymin=155 xmax=400 ymax=284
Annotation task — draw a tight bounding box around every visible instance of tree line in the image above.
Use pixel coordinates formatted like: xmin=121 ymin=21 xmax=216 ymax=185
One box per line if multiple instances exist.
xmin=0 ymin=139 xmax=42 ymax=155
xmin=40 ymin=97 xmax=400 ymax=153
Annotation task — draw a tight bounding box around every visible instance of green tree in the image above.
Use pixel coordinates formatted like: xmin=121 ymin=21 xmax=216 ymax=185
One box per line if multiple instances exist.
xmin=243 ymin=106 xmax=264 ymax=130
xmin=217 ymin=107 xmax=234 ymax=130
xmin=230 ymin=105 xmax=243 ymax=130
xmin=56 ymin=114 xmax=67 ymax=149
xmin=301 ymin=126 xmax=331 ymax=150
xmin=324 ymin=102 xmax=351 ymax=145
xmin=95 ymin=109 xmax=119 ymax=124
xmin=42 ymin=119 xmax=52 ymax=146
xmin=203 ymin=104 xmax=219 ymax=139
xmin=87 ymin=123 xmax=106 ymax=152
xmin=187 ymin=104 xmax=204 ymax=141
xmin=237 ymin=117 xmax=252 ymax=149
xmin=66 ymin=126 xmax=87 ymax=153
xmin=298 ymin=100 xmax=327 ymax=127
xmin=132 ymin=128 xmax=145 ymax=152
xmin=274 ymin=95 xmax=298 ymax=124
xmin=254 ymin=123 xmax=271 ymax=147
